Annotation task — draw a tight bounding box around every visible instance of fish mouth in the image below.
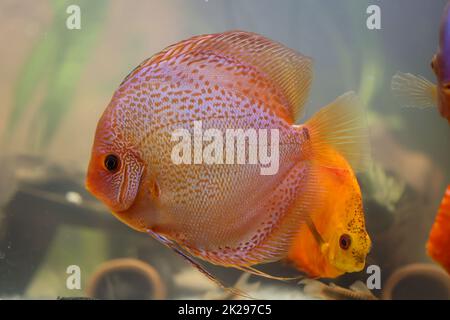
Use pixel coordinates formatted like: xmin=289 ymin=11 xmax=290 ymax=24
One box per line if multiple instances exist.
xmin=331 ymin=253 xmax=367 ymax=274
xmin=351 ymin=254 xmax=367 ymax=272
xmin=353 ymin=261 xmax=366 ymax=272
xmin=354 ymin=253 xmax=366 ymax=265
xmin=336 ymin=262 xmax=365 ymax=274
xmin=85 ymin=175 xmax=102 ymax=203
xmin=85 ymin=162 xmax=103 ymax=200
xmin=85 ymin=178 xmax=94 ymax=194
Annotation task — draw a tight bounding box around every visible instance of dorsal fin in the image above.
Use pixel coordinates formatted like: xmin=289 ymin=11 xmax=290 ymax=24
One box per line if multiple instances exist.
xmin=122 ymin=30 xmax=313 ymax=122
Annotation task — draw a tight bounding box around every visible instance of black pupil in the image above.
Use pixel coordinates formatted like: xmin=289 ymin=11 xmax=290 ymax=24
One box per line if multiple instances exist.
xmin=104 ymin=154 xmax=119 ymax=172
xmin=340 ymin=234 xmax=351 ymax=250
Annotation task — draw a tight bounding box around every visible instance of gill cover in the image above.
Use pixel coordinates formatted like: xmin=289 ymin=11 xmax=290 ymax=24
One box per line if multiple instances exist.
xmin=86 ymin=148 xmax=144 ymax=213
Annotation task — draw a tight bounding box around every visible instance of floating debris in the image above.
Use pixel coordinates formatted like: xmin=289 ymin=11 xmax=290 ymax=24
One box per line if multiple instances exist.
xmin=65 ymin=191 xmax=83 ymax=206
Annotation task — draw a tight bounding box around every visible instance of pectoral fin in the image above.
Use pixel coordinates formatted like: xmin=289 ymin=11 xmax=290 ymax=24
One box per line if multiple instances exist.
xmin=391 ymin=72 xmax=437 ymax=109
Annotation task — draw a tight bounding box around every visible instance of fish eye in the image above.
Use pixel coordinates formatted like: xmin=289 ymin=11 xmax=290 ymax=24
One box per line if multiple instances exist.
xmin=104 ymin=154 xmax=120 ymax=172
xmin=339 ymin=234 xmax=351 ymax=250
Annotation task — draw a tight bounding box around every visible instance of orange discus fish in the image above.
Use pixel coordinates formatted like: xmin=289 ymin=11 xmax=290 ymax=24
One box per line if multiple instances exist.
xmin=287 ymin=146 xmax=371 ymax=278
xmin=86 ymin=31 xmax=371 ymax=285
xmin=427 ymin=185 xmax=450 ymax=275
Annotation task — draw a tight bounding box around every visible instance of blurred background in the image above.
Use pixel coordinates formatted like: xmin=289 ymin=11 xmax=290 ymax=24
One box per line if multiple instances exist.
xmin=0 ymin=0 xmax=449 ymax=299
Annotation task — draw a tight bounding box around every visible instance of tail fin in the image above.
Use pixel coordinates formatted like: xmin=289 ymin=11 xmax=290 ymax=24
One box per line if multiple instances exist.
xmin=304 ymin=92 xmax=371 ymax=172
xmin=391 ymin=72 xmax=437 ymax=109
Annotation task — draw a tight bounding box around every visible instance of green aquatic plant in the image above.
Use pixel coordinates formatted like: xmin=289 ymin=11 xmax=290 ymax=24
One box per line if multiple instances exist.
xmin=317 ymin=1 xmax=385 ymax=108
xmin=5 ymin=0 xmax=108 ymax=151
xmin=361 ymin=163 xmax=406 ymax=212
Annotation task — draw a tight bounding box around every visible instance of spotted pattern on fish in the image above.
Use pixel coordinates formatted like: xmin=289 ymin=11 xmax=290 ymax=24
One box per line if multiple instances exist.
xmin=86 ymin=31 xmax=369 ymax=274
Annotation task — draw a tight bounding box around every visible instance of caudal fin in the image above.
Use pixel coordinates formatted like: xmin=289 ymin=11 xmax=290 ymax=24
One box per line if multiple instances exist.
xmin=304 ymin=91 xmax=371 ymax=172
xmin=391 ymin=72 xmax=437 ymax=109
